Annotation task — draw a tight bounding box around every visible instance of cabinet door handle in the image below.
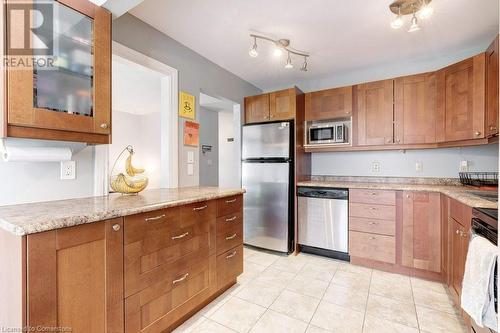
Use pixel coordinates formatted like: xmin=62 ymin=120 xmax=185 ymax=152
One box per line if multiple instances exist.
xmin=456 ymin=230 xmax=460 ymax=235
xmin=172 ymin=273 xmax=189 ymax=285
xmin=225 ymin=216 xmax=237 ymax=222
xmin=193 ymin=205 xmax=208 ymax=211
xmin=369 ymin=237 xmax=376 ymax=240
xmin=226 ymin=198 xmax=237 ymax=203
xmin=145 ymin=214 xmax=166 ymax=222
xmin=368 ymin=222 xmax=379 ymax=225
xmin=100 ymin=123 xmax=108 ymax=129
xmin=386 ymin=139 xmax=392 ymax=143
xmin=225 ymin=251 xmax=237 ymax=259
xmin=112 ymin=224 xmax=121 ymax=231
xmin=490 ymin=125 xmax=497 ymax=131
xmin=369 ymin=192 xmax=377 ymax=196
xmin=225 ymin=233 xmax=237 ymax=240
xmin=172 ymin=232 xmax=189 ymax=240
xmin=475 ymin=131 xmax=481 ymax=137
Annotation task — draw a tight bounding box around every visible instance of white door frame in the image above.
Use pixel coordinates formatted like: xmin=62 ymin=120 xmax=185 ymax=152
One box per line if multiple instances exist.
xmin=94 ymin=42 xmax=179 ymax=196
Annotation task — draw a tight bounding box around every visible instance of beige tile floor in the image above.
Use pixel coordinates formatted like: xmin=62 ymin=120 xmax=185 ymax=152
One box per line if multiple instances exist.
xmin=174 ymin=246 xmax=467 ymax=333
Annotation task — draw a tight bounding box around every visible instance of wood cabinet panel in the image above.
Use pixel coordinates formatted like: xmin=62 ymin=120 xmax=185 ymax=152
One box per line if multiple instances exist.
xmin=437 ymin=54 xmax=486 ymax=142
xmin=356 ymin=80 xmax=394 ymax=145
xmin=349 ymin=231 xmax=396 ymax=264
xmin=270 ymin=89 xmax=296 ymax=121
xmin=394 ymin=73 xmax=437 ymax=144
xmin=305 ymin=86 xmax=353 ymax=120
xmin=217 ymin=195 xmax=243 ymax=217
xmin=5 ymin=1 xmax=111 ymax=143
xmin=450 ymin=218 xmax=469 ymax=304
xmin=402 ymin=192 xmax=441 ymax=273
xmin=244 ymin=94 xmax=270 ymax=123
xmin=125 ymin=253 xmax=214 ymax=333
xmin=27 ymin=219 xmax=124 ymax=333
xmin=217 ymin=245 xmax=244 ymax=289
xmin=349 ymin=189 xmax=396 ymax=205
xmin=124 ymin=206 xmax=211 ymax=297
xmin=449 ymin=198 xmax=472 ymax=228
xmin=349 ymin=203 xmax=396 ymax=220
xmin=486 ymin=36 xmax=499 ymax=137
xmin=349 ymin=217 xmax=395 ymax=236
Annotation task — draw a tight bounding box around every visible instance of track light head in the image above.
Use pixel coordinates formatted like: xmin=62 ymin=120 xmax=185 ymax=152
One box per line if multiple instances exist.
xmin=249 ymin=37 xmax=258 ymax=57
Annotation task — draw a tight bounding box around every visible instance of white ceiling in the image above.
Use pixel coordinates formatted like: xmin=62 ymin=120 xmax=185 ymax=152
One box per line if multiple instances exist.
xmin=112 ymin=55 xmax=164 ymax=115
xmin=130 ymin=0 xmax=499 ymax=91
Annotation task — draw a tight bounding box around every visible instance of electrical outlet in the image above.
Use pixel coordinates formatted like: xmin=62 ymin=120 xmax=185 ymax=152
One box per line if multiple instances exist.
xmin=372 ymin=162 xmax=380 ymax=173
xmin=415 ymin=162 xmax=423 ymax=172
xmin=460 ymin=160 xmax=469 ymax=172
xmin=60 ymin=161 xmax=76 ymax=180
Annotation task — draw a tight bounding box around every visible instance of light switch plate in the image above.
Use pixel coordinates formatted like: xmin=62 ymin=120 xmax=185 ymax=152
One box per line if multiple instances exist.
xmin=460 ymin=160 xmax=469 ymax=172
xmin=60 ymin=161 xmax=76 ymax=180
xmin=371 ymin=162 xmax=380 ymax=173
xmin=187 ymin=163 xmax=194 ymax=176
xmin=187 ymin=151 xmax=194 ymax=163
xmin=415 ymin=162 xmax=423 ymax=172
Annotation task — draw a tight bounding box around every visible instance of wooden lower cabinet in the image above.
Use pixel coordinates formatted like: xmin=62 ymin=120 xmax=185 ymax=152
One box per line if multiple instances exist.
xmin=10 ymin=195 xmax=244 ymax=333
xmin=27 ymin=219 xmax=124 ymax=333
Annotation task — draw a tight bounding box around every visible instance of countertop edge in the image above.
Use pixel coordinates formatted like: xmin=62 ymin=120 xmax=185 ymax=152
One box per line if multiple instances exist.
xmin=1 ymin=189 xmax=245 ymax=237
xmin=297 ymin=181 xmax=497 ymax=209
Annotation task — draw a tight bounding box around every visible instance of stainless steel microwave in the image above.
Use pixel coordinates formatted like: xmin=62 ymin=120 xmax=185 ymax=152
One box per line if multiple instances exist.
xmin=308 ymin=121 xmax=348 ymax=145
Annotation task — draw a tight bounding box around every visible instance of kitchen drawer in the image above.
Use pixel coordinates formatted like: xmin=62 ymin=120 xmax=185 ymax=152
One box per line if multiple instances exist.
xmin=349 ymin=217 xmax=395 ymax=236
xmin=125 ymin=252 xmax=214 ymax=333
xmin=124 ymin=209 xmax=210 ymax=297
xmin=217 ymin=195 xmax=243 ymax=217
xmin=124 ymin=207 xmax=180 ymax=245
xmin=216 ymin=213 xmax=243 ymax=255
xmin=181 ymin=200 xmax=216 ymax=225
xmin=349 ymin=189 xmax=396 ymax=205
xmin=349 ymin=202 xmax=396 ymax=220
xmin=349 ymin=231 xmax=396 ymax=264
xmin=217 ymin=245 xmax=243 ymax=289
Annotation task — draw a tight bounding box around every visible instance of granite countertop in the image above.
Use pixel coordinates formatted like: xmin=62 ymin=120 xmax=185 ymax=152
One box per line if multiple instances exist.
xmin=0 ymin=187 xmax=245 ymax=236
xmin=297 ymin=179 xmax=498 ymax=209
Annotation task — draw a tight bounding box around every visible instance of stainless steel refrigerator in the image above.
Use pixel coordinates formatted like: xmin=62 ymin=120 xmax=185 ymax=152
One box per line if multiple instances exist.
xmin=242 ymin=121 xmax=294 ymax=253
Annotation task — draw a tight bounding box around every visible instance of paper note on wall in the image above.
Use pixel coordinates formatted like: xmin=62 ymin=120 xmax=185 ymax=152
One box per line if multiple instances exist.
xmin=179 ymin=91 xmax=195 ymax=119
xmin=184 ymin=121 xmax=200 ymax=146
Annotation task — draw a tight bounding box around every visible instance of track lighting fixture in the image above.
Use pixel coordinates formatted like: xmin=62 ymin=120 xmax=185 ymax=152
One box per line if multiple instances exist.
xmin=248 ymin=37 xmax=258 ymax=57
xmin=389 ymin=0 xmax=433 ymax=32
xmin=248 ymin=33 xmax=310 ymax=71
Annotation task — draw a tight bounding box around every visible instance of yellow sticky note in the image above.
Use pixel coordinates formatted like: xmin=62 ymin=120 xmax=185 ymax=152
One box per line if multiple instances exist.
xmin=179 ymin=92 xmax=195 ymax=119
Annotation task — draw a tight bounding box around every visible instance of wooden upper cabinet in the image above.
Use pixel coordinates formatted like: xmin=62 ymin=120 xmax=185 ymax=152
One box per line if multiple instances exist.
xmin=394 ymin=73 xmax=437 ymax=144
xmin=356 ymin=80 xmax=394 ymax=145
xmin=270 ymin=88 xmax=296 ymax=121
xmin=27 ymin=219 xmax=124 ymax=333
xmin=305 ymin=86 xmax=353 ymax=121
xmin=244 ymin=93 xmax=270 ymax=123
xmin=486 ymin=36 xmax=499 ymax=137
xmin=402 ymin=192 xmax=441 ymax=273
xmin=436 ymin=54 xmax=486 ymax=142
xmin=5 ymin=0 xmax=111 ymax=144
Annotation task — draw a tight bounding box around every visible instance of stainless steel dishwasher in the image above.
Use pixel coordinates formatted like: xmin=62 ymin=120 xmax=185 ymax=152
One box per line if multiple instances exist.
xmin=298 ymin=186 xmax=349 ymax=260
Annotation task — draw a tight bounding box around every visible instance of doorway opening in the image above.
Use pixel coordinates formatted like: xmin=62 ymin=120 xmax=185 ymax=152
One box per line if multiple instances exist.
xmin=199 ymin=93 xmax=241 ymax=188
xmin=94 ymin=42 xmax=178 ymax=195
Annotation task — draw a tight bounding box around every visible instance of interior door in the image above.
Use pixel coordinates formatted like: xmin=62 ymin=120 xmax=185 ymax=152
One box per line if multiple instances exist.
xmin=356 ymin=80 xmax=394 ymax=145
xmin=242 ymin=161 xmax=290 ymax=252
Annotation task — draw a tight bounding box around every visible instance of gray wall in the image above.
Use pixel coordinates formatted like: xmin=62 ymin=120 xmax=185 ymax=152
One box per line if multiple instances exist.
xmin=0 ymin=139 xmax=95 ymax=206
xmin=112 ymin=14 xmax=262 ymax=187
xmin=199 ymin=108 xmax=219 ymax=186
xmin=312 ymin=144 xmax=499 ymax=178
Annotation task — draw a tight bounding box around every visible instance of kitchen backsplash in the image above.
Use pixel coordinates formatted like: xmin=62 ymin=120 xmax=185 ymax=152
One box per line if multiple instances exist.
xmin=311 ymin=144 xmax=499 ymax=178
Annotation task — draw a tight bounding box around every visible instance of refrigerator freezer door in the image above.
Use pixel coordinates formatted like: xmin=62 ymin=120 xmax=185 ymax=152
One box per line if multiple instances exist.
xmin=242 ymin=122 xmax=291 ymax=159
xmin=298 ymin=196 xmax=348 ymax=252
xmin=242 ymin=161 xmax=290 ymax=252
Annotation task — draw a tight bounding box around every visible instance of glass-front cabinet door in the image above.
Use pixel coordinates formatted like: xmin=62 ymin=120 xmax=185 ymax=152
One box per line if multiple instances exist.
xmin=5 ymin=0 xmax=111 ymax=144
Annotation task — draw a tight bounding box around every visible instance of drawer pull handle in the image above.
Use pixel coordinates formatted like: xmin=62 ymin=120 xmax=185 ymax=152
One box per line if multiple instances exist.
xmin=369 ymin=237 xmax=376 ymax=240
xmin=226 ymin=251 xmax=237 ymax=259
xmin=193 ymin=205 xmax=208 ymax=211
xmin=145 ymin=214 xmax=166 ymax=222
xmin=368 ymin=222 xmax=379 ymax=225
xmin=172 ymin=232 xmax=189 ymax=240
xmin=172 ymin=273 xmax=189 ymax=285
xmin=226 ymin=216 xmax=237 ymax=222
xmin=369 ymin=207 xmax=377 ymax=210
xmin=226 ymin=198 xmax=237 ymax=203
xmin=369 ymin=192 xmax=377 ymax=195
xmin=226 ymin=233 xmax=237 ymax=240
